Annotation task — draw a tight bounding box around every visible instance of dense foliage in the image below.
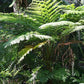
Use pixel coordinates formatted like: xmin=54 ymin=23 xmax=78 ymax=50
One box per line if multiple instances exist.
xmin=0 ymin=0 xmax=84 ymax=84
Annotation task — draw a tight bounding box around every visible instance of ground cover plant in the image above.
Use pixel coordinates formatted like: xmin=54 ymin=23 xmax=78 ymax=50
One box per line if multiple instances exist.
xmin=0 ymin=0 xmax=84 ymax=84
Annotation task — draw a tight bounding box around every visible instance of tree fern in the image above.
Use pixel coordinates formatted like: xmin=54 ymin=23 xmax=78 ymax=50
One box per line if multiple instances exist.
xmin=2 ymin=1 xmax=84 ymax=83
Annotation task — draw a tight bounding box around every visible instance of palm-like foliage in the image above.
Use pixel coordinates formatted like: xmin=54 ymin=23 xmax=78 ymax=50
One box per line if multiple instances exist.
xmin=1 ymin=0 xmax=84 ymax=84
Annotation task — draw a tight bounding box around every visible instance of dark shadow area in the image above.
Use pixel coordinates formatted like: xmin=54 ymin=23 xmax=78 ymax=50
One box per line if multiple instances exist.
xmin=0 ymin=0 xmax=13 ymax=13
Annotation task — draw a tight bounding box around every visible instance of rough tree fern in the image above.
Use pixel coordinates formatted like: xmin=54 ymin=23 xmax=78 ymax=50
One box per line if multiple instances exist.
xmin=2 ymin=1 xmax=84 ymax=84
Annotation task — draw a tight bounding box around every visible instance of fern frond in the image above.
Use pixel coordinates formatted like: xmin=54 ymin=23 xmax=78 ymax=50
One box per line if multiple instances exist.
xmin=39 ymin=21 xmax=75 ymax=29
xmin=64 ymin=10 xmax=84 ymax=14
xmin=72 ymin=25 xmax=84 ymax=33
xmin=58 ymin=4 xmax=75 ymax=10
xmin=76 ymin=5 xmax=84 ymax=11
xmin=61 ymin=9 xmax=84 ymax=22
xmin=4 ymin=32 xmax=52 ymax=48
xmin=18 ymin=41 xmax=48 ymax=64
xmin=0 ymin=13 xmax=41 ymax=29
xmin=26 ymin=0 xmax=61 ymax=23
xmin=39 ymin=21 xmax=84 ymax=38
xmin=79 ymin=20 xmax=84 ymax=25
xmin=38 ymin=21 xmax=76 ymax=39
xmin=27 ymin=66 xmax=41 ymax=83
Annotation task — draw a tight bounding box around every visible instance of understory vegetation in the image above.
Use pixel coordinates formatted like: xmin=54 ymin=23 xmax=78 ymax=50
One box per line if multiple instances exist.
xmin=0 ymin=0 xmax=84 ymax=84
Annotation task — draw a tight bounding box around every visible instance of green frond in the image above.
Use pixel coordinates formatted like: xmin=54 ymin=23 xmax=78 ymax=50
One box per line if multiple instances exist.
xmin=4 ymin=32 xmax=52 ymax=48
xmin=38 ymin=21 xmax=76 ymax=39
xmin=72 ymin=25 xmax=84 ymax=33
xmin=53 ymin=68 xmax=70 ymax=82
xmin=27 ymin=66 xmax=41 ymax=83
xmin=18 ymin=41 xmax=48 ymax=64
xmin=64 ymin=10 xmax=84 ymax=14
xmin=58 ymin=4 xmax=84 ymax=22
xmin=76 ymin=5 xmax=84 ymax=11
xmin=79 ymin=20 xmax=84 ymax=25
xmin=18 ymin=45 xmax=33 ymax=58
xmin=39 ymin=21 xmax=84 ymax=38
xmin=39 ymin=21 xmax=75 ymax=29
xmin=0 ymin=13 xmax=41 ymax=29
xmin=18 ymin=45 xmax=33 ymax=64
xmin=61 ymin=9 xmax=84 ymax=22
xmin=58 ymin=4 xmax=75 ymax=10
xmin=26 ymin=0 xmax=61 ymax=23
